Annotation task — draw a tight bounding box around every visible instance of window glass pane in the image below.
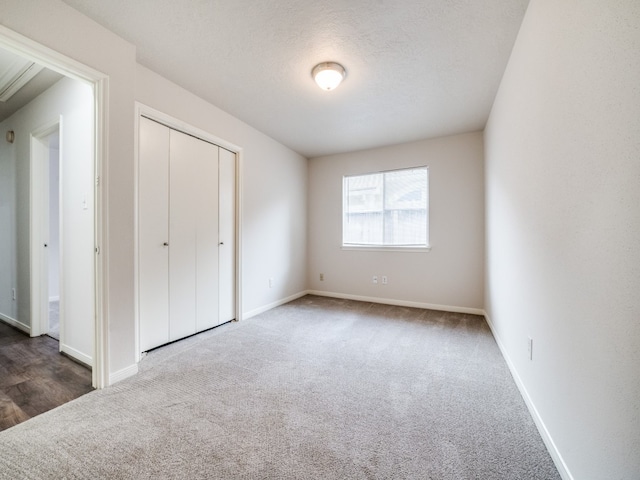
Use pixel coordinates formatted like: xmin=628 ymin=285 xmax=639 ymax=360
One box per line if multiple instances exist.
xmin=384 ymin=168 xmax=427 ymax=245
xmin=344 ymin=173 xmax=383 ymax=245
xmin=343 ymin=167 xmax=428 ymax=247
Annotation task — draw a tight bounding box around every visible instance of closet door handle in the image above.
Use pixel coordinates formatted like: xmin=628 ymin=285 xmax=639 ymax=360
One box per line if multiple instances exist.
xmin=219 ymin=242 xmax=224 ymax=245
xmin=163 ymin=242 xmax=169 ymax=247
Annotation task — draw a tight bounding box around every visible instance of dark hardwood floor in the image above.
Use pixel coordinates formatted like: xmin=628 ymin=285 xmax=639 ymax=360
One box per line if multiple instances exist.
xmin=0 ymin=321 xmax=93 ymax=431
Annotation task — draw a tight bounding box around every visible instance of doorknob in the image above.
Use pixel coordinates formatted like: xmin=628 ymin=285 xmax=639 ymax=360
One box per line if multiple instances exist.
xmin=44 ymin=244 xmax=48 ymax=247
xmin=163 ymin=242 xmax=169 ymax=246
xmin=219 ymin=242 xmax=224 ymax=245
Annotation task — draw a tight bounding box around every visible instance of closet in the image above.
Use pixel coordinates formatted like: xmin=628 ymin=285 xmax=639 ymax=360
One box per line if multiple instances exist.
xmin=138 ymin=116 xmax=236 ymax=353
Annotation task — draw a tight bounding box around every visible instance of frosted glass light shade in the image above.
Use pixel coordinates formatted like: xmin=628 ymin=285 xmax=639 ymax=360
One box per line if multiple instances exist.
xmin=312 ymin=62 xmax=346 ymax=91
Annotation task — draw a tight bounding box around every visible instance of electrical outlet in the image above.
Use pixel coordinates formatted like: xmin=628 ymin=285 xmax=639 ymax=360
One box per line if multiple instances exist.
xmin=372 ymin=276 xmax=378 ymax=284
xmin=527 ymin=337 xmax=533 ymax=361
xmin=382 ymin=275 xmax=388 ymax=285
xmin=319 ymin=273 xmax=324 ymax=281
xmin=268 ymin=277 xmax=274 ymax=288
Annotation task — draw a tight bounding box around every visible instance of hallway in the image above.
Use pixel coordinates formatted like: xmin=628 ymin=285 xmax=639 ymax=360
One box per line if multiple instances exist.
xmin=0 ymin=321 xmax=93 ymax=431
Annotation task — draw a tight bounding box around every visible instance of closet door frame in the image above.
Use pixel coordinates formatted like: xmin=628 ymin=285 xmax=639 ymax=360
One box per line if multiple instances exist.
xmin=134 ymin=102 xmax=243 ymax=362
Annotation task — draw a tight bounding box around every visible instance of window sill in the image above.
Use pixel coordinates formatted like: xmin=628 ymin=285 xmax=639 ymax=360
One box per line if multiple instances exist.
xmin=341 ymin=245 xmax=432 ymax=253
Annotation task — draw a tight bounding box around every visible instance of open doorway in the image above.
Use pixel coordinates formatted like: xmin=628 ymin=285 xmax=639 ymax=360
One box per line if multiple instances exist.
xmin=0 ymin=24 xmax=108 ymax=395
xmin=47 ymin=128 xmax=60 ymax=340
xmin=0 ymin=65 xmax=96 ymax=429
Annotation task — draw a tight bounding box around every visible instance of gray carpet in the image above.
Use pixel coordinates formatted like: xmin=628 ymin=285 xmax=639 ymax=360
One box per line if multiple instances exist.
xmin=0 ymin=295 xmax=559 ymax=479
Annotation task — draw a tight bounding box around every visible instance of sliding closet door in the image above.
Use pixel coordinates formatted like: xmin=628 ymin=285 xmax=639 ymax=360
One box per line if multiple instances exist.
xmin=138 ymin=117 xmax=170 ymax=351
xmin=219 ymin=148 xmax=236 ymax=323
xmin=168 ymin=130 xmax=199 ymax=341
xmin=139 ymin=115 xmax=236 ymax=354
xmin=195 ymin=143 xmax=220 ymax=331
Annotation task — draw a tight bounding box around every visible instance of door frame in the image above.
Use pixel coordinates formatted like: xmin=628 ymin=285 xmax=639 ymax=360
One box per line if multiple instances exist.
xmin=133 ymin=102 xmax=243 ymax=362
xmin=0 ymin=26 xmax=109 ymax=389
xmin=30 ymin=119 xmax=62 ymax=343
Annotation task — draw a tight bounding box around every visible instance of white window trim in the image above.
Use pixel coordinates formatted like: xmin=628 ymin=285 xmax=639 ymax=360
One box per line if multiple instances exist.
xmin=341 ymin=245 xmax=432 ymax=253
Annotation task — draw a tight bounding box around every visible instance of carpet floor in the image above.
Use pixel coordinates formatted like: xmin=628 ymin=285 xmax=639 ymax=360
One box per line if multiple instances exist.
xmin=0 ymin=295 xmax=560 ymax=479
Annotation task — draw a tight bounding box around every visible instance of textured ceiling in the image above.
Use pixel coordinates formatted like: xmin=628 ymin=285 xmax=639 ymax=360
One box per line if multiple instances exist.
xmin=61 ymin=0 xmax=529 ymax=158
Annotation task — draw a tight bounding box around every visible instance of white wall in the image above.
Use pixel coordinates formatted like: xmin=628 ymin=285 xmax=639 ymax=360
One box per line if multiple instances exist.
xmin=0 ymin=77 xmax=94 ymax=364
xmin=1 ymin=0 xmax=138 ymax=379
xmin=0 ymin=118 xmax=18 ymax=323
xmin=135 ymin=65 xmax=308 ymax=317
xmin=484 ymin=1 xmax=640 ymax=478
xmin=308 ymin=132 xmax=484 ymax=311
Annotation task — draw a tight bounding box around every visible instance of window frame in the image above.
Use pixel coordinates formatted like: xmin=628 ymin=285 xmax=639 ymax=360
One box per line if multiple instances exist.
xmin=341 ymin=166 xmax=431 ymax=252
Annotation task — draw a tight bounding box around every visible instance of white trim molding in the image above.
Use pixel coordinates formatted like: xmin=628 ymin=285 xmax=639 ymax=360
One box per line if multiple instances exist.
xmin=243 ymin=291 xmax=309 ymax=320
xmin=60 ymin=343 xmax=92 ymax=368
xmin=307 ymin=290 xmax=485 ymax=315
xmin=483 ymin=311 xmax=574 ymax=480
xmin=109 ymin=363 xmax=139 ymax=385
xmin=0 ymin=314 xmax=30 ymax=335
xmin=243 ymin=290 xmax=484 ymax=320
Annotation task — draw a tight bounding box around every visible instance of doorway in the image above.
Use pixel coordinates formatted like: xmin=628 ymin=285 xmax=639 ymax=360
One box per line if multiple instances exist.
xmin=28 ymin=80 xmax=95 ymax=370
xmin=39 ymin=128 xmax=62 ymax=342
xmin=47 ymin=128 xmax=60 ymax=340
xmin=30 ymin=126 xmax=62 ymax=343
xmin=0 ymin=25 xmax=108 ymax=388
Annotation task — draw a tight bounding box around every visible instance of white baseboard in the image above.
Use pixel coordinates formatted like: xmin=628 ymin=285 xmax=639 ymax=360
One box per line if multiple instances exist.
xmin=109 ymin=363 xmax=139 ymax=385
xmin=60 ymin=343 xmax=92 ymax=368
xmin=242 ymin=290 xmax=310 ymax=320
xmin=483 ymin=311 xmax=573 ymax=480
xmin=307 ymin=290 xmax=485 ymax=316
xmin=0 ymin=312 xmax=30 ymax=334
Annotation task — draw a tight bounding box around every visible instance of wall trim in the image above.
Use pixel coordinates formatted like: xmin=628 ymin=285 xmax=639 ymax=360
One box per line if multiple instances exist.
xmin=308 ymin=290 xmax=485 ymax=315
xmin=109 ymin=363 xmax=139 ymax=385
xmin=0 ymin=313 xmax=30 ymax=334
xmin=243 ymin=290 xmax=309 ymax=320
xmin=60 ymin=343 xmax=92 ymax=368
xmin=483 ymin=311 xmax=573 ymax=480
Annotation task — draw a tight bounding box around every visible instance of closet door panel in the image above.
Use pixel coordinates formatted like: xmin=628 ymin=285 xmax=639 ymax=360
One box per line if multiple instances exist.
xmin=219 ymin=149 xmax=236 ymax=323
xmin=195 ymin=143 xmax=219 ymax=332
xmin=138 ymin=117 xmax=170 ymax=351
xmin=168 ymin=130 xmax=198 ymax=341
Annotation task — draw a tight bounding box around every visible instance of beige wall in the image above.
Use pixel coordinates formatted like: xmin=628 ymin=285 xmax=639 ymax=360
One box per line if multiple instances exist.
xmin=308 ymin=132 xmax=484 ymax=311
xmin=484 ymin=0 xmax=640 ymax=478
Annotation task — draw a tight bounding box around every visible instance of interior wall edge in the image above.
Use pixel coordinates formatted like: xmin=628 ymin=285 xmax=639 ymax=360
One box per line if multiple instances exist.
xmin=242 ymin=290 xmax=309 ymax=321
xmin=308 ymin=290 xmax=484 ymax=316
xmin=483 ymin=311 xmax=574 ymax=480
xmin=109 ymin=363 xmax=139 ymax=385
xmin=0 ymin=315 xmax=30 ymax=335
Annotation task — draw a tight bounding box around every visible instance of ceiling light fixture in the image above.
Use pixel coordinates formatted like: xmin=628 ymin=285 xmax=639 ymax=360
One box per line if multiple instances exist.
xmin=312 ymin=62 xmax=346 ymax=91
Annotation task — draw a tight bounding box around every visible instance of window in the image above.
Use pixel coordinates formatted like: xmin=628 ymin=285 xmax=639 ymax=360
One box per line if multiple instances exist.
xmin=343 ymin=166 xmax=429 ymax=249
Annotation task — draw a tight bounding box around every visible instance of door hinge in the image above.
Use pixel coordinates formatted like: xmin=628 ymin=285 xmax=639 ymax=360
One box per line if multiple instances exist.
xmin=96 ymin=176 xmax=100 ymax=186
xmin=95 ymin=246 xmax=100 ymax=254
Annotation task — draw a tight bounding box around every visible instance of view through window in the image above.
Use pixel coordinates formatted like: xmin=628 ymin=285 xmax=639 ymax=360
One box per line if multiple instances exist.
xmin=343 ymin=167 xmax=429 ymax=247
